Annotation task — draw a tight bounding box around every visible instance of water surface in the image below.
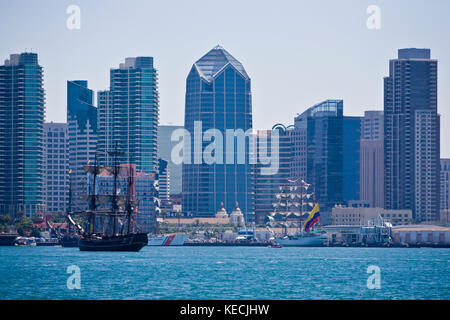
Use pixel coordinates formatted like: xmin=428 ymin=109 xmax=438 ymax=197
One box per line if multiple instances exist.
xmin=0 ymin=246 xmax=448 ymax=299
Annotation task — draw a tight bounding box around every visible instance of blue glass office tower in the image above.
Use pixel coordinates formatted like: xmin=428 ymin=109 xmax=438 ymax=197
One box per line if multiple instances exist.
xmin=67 ymin=80 xmax=97 ymax=211
xmin=183 ymin=46 xmax=253 ymax=219
xmin=343 ymin=116 xmax=361 ymax=202
xmin=294 ymin=100 xmax=343 ymax=219
xmin=384 ymin=48 xmax=440 ymax=222
xmin=0 ymin=53 xmax=45 ymax=217
xmin=101 ymin=57 xmax=159 ymax=174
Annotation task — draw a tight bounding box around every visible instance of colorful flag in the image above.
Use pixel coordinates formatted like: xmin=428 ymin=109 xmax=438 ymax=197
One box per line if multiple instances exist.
xmin=303 ymin=203 xmax=320 ymax=232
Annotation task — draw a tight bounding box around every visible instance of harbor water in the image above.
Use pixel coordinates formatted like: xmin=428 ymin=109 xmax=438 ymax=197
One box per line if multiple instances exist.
xmin=0 ymin=246 xmax=449 ymax=300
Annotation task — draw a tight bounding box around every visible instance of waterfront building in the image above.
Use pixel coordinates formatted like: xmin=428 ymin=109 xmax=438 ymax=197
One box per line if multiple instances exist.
xmin=293 ymin=100 xmax=343 ymax=223
xmin=44 ymin=122 xmax=69 ymax=213
xmin=183 ymin=46 xmax=253 ymax=220
xmin=360 ymin=110 xmax=384 ymax=208
xmin=215 ymin=202 xmax=229 ymax=219
xmin=158 ymin=125 xmax=183 ymax=195
xmin=343 ymin=116 xmax=361 ymax=202
xmin=391 ymin=225 xmax=450 ymax=246
xmin=101 ymin=57 xmax=159 ymax=173
xmin=229 ymin=203 xmax=245 ymax=227
xmin=254 ymin=125 xmax=293 ymax=224
xmin=384 ymin=48 xmax=440 ymax=222
xmin=67 ymin=80 xmax=97 ymax=212
xmin=91 ymin=164 xmax=157 ymax=233
xmin=0 ymin=53 xmax=45 ymax=217
xmin=332 ymin=203 xmax=412 ymax=226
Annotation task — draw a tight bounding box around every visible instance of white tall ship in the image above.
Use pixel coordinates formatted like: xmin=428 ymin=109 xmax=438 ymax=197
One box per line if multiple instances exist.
xmin=269 ymin=179 xmax=327 ymax=247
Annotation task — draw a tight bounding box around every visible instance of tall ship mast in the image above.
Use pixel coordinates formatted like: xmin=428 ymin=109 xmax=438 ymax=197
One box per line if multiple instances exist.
xmin=78 ymin=144 xmax=148 ymax=252
xmin=60 ymin=169 xmax=83 ymax=247
xmin=272 ymin=178 xmax=314 ymax=227
xmin=269 ymin=178 xmax=328 ymax=247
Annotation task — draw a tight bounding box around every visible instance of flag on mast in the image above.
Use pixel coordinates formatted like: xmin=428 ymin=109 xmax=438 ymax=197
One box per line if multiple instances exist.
xmin=303 ymin=203 xmax=320 ymax=232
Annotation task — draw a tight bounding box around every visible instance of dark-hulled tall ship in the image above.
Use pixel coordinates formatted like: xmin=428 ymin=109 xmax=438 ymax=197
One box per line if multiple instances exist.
xmin=78 ymin=148 xmax=148 ymax=252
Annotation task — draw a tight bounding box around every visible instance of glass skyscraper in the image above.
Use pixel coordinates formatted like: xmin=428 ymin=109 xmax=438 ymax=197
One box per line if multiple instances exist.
xmin=0 ymin=53 xmax=45 ymax=217
xmin=384 ymin=48 xmax=440 ymax=222
xmin=67 ymin=80 xmax=97 ymax=211
xmin=183 ymin=46 xmax=253 ymax=219
xmin=99 ymin=57 xmax=159 ymax=174
xmin=294 ymin=100 xmax=343 ymax=221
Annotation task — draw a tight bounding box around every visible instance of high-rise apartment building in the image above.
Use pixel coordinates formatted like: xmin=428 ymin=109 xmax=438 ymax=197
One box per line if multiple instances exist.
xmin=44 ymin=122 xmax=69 ymax=213
xmin=343 ymin=116 xmax=361 ymax=202
xmin=97 ymin=90 xmax=112 ymax=164
xmin=100 ymin=57 xmax=159 ymax=173
xmin=183 ymin=46 xmax=253 ymax=219
xmin=158 ymin=159 xmax=170 ymax=201
xmin=384 ymin=48 xmax=440 ymax=222
xmin=291 ymin=115 xmax=307 ymax=181
xmin=254 ymin=125 xmax=293 ymax=224
xmin=0 ymin=53 xmax=45 ymax=217
xmin=158 ymin=125 xmax=183 ymax=195
xmin=360 ymin=110 xmax=385 ymax=208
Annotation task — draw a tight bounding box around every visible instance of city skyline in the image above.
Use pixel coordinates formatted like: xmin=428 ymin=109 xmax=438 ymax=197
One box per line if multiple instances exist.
xmin=1 ymin=0 xmax=449 ymax=157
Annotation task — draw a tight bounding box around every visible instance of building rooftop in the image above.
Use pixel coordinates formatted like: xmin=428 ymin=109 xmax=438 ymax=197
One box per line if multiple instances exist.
xmin=398 ymin=48 xmax=431 ymax=60
xmin=392 ymin=225 xmax=450 ymax=231
xmin=194 ymin=45 xmax=249 ymax=81
xmin=3 ymin=52 xmax=39 ymax=66
xmin=118 ymin=56 xmax=154 ymax=69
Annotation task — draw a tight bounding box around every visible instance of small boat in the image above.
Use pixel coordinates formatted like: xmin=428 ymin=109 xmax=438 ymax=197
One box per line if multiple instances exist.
xmin=35 ymin=237 xmax=61 ymax=246
xmin=14 ymin=237 xmax=36 ymax=246
xmin=268 ymin=244 xmax=283 ymax=248
xmin=148 ymin=233 xmax=188 ymax=246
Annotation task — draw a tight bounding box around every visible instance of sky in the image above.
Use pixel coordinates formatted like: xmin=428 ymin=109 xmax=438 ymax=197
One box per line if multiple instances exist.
xmin=0 ymin=0 xmax=449 ymax=156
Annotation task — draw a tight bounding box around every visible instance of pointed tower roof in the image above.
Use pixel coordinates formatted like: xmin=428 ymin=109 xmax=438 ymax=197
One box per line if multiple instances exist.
xmin=194 ymin=45 xmax=249 ymax=81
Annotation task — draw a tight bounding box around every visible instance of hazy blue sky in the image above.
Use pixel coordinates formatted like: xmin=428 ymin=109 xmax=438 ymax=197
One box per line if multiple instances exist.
xmin=0 ymin=0 xmax=449 ymax=156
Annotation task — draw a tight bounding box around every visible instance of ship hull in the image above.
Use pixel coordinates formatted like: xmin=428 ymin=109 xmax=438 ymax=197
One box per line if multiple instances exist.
xmin=61 ymin=235 xmax=79 ymax=247
xmin=276 ymin=234 xmax=327 ymax=247
xmin=0 ymin=234 xmax=19 ymax=246
xmin=79 ymin=233 xmax=148 ymax=252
